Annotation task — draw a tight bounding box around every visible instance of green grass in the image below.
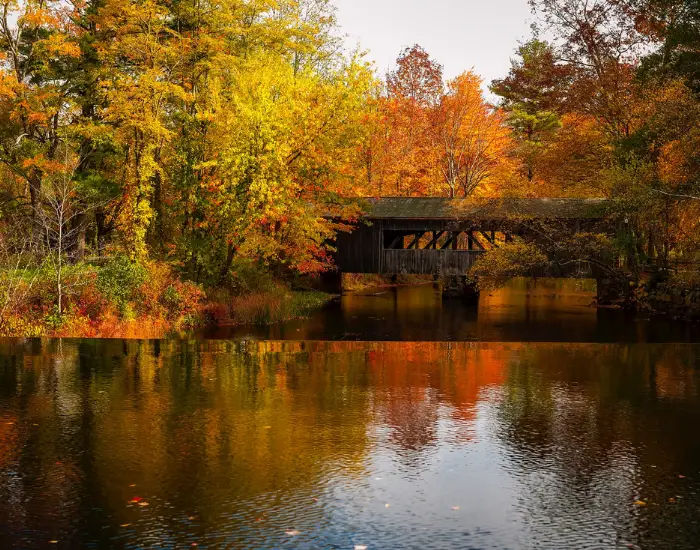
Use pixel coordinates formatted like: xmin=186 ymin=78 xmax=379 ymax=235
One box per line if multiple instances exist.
xmin=287 ymin=290 xmax=332 ymax=318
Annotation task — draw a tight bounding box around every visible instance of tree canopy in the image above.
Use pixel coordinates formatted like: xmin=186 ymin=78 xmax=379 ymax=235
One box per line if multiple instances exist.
xmin=0 ymin=0 xmax=698 ymax=333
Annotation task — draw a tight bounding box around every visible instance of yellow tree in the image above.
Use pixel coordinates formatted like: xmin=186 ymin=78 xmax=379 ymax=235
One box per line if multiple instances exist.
xmin=146 ymin=0 xmax=376 ymax=279
xmin=95 ymin=0 xmax=187 ymax=260
xmin=199 ymin=46 xmax=374 ymax=275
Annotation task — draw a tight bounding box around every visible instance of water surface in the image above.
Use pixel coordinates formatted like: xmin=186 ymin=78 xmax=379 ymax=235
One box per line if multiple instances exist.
xmin=1 ymin=338 xmax=699 ymax=549
xmin=207 ymin=279 xmax=700 ymax=342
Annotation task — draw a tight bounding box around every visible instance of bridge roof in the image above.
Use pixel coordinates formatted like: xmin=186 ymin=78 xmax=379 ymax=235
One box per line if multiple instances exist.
xmin=362 ymin=197 xmax=611 ymax=220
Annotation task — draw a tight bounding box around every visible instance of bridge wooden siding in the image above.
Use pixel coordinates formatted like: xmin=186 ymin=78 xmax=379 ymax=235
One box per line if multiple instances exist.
xmin=333 ymin=198 xmax=611 ymax=276
xmin=383 ymin=249 xmax=484 ymax=274
xmin=334 ymin=221 xmax=487 ymax=275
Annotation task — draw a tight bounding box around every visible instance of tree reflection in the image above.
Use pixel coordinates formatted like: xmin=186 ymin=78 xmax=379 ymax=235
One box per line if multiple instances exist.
xmin=0 ymin=340 xmax=698 ymax=548
xmin=494 ymin=344 xmax=700 ymax=547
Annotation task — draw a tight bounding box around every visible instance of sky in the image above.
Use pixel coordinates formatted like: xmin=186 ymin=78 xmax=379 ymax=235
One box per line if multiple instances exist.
xmin=334 ymin=0 xmax=534 ymax=91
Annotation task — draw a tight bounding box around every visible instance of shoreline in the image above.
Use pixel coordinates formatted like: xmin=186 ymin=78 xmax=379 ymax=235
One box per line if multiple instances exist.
xmin=2 ymin=280 xmax=698 ymax=340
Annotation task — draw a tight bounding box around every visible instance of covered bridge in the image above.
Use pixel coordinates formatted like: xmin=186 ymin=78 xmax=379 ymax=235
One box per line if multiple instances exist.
xmin=333 ymin=197 xmax=612 ymax=276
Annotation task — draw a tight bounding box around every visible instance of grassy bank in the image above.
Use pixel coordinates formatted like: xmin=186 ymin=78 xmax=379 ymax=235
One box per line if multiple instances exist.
xmin=0 ymin=257 xmax=332 ymax=338
xmin=342 ymin=273 xmax=433 ymax=292
xmin=206 ymin=288 xmax=332 ymax=326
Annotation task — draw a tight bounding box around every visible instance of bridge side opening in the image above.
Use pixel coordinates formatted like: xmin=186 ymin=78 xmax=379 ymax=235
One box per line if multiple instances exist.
xmin=382 ymin=230 xmax=510 ymax=251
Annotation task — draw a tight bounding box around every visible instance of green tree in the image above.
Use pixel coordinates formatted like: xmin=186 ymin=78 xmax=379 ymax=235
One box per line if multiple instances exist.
xmin=491 ymin=40 xmax=568 ymax=182
xmin=633 ymin=0 xmax=700 ymax=91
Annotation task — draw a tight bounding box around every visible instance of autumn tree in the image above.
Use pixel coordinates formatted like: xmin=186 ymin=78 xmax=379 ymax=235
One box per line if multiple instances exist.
xmin=34 ymin=151 xmax=100 ymax=315
xmin=126 ymin=0 xmax=376 ymax=280
xmin=386 ymin=44 xmax=444 ymax=106
xmin=95 ymin=0 xmax=188 ymax=260
xmin=536 ymin=113 xmax=613 ymax=196
xmin=203 ymin=53 xmax=373 ymax=278
xmin=629 ymin=0 xmax=700 ymax=91
xmin=283 ymin=0 xmax=343 ymax=75
xmin=434 ymin=72 xmax=515 ymax=197
xmin=373 ymin=45 xmax=443 ymax=196
xmin=491 ymin=39 xmax=571 ymax=113
xmin=486 ymin=0 xmax=700 ymax=303
xmin=0 ymin=0 xmax=80 ymax=240
xmin=529 ymin=0 xmax=648 ymax=137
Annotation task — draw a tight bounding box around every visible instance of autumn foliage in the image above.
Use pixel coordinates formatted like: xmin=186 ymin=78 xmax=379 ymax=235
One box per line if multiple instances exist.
xmin=0 ymin=0 xmax=698 ymax=334
xmin=360 ymin=45 xmax=519 ymax=198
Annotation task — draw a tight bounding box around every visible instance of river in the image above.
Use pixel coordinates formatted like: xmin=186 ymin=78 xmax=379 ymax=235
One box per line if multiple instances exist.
xmin=0 ymin=280 xmax=699 ymax=549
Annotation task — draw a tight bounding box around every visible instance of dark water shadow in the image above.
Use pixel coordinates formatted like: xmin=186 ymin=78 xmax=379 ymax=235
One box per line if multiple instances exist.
xmin=206 ymin=279 xmax=700 ymax=343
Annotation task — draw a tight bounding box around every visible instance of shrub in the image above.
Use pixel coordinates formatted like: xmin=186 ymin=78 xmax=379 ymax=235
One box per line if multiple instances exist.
xmin=470 ymin=240 xmax=549 ymax=291
xmin=137 ymin=261 xmax=205 ymax=320
xmin=72 ymin=270 xmax=108 ymax=319
xmin=97 ymin=256 xmax=146 ymax=313
xmin=0 ymin=254 xmax=209 ymax=337
xmin=227 ymin=259 xmax=279 ymax=294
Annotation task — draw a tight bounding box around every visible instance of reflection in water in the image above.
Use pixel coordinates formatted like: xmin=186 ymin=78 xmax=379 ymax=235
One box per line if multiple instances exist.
xmin=208 ymin=279 xmax=700 ymax=342
xmin=0 ymin=339 xmax=699 ymax=548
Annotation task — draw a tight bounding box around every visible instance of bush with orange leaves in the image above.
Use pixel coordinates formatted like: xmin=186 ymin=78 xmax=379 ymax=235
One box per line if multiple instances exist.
xmin=0 ymin=256 xmax=207 ymax=338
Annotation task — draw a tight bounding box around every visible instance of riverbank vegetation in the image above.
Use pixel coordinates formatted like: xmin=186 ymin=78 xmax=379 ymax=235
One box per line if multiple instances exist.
xmin=1 ymin=0 xmax=698 ymax=336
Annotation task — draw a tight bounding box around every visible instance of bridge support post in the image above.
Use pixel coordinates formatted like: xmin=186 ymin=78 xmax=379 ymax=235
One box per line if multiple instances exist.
xmin=441 ymin=275 xmax=480 ymax=304
xmin=596 ymin=277 xmax=616 ymax=306
xmin=596 ymin=276 xmax=636 ymax=309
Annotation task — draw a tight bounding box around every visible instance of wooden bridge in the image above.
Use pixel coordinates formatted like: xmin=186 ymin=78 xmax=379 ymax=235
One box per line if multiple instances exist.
xmin=333 ymin=197 xmax=611 ymax=276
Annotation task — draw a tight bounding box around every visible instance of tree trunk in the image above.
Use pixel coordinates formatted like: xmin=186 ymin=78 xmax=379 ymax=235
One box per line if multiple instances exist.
xmin=95 ymin=208 xmax=109 ymax=257
xmin=71 ymin=212 xmax=86 ymax=261
xmin=28 ymin=171 xmax=42 ymax=245
xmin=219 ymin=243 xmax=236 ymax=284
xmin=151 ymin=169 xmax=164 ymax=252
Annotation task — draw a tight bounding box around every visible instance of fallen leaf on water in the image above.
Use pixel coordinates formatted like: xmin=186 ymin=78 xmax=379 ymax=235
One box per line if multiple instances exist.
xmin=451 ymin=506 xmax=461 ymax=511
xmin=384 ymin=503 xmax=390 ymax=509
xmin=129 ymin=484 xmax=136 ymax=488
xmin=188 ymin=516 xmax=196 ymax=520
xmin=48 ymin=541 xmax=58 ymax=544
xmin=138 ymin=501 xmax=150 ymax=507
xmin=678 ymin=474 xmax=686 ymax=479
xmin=634 ymin=500 xmax=647 ymax=507
xmin=355 ymin=545 xmax=368 ymax=550
xmin=191 ymin=544 xmax=198 ymax=547
xmin=668 ymin=497 xmax=676 ymax=503
xmin=129 ymin=497 xmax=143 ymax=503
xmin=255 ymin=517 xmax=264 ymax=522
xmin=285 ymin=530 xmax=300 ymax=536
xmin=119 ymin=523 xmax=131 ymax=528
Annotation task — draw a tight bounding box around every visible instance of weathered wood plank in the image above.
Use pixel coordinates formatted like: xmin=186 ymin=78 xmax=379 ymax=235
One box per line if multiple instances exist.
xmin=382 ymin=249 xmax=485 ymax=275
